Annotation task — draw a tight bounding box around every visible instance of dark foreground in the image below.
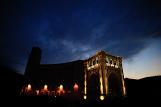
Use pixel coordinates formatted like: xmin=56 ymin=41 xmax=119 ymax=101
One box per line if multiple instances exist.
xmin=1 ymin=94 xmax=161 ymax=107
xmin=0 ymin=67 xmax=161 ymax=106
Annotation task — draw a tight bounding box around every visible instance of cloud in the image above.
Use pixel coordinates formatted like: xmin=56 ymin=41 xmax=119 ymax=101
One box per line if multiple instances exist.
xmin=1 ymin=0 xmax=161 ymax=75
xmin=29 ymin=0 xmax=161 ymax=64
xmin=123 ymin=39 xmax=161 ymax=79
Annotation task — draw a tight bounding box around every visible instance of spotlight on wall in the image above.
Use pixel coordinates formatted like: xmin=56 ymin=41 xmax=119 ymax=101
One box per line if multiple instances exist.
xmin=83 ymin=95 xmax=87 ymax=100
xmin=100 ymin=95 xmax=104 ymax=100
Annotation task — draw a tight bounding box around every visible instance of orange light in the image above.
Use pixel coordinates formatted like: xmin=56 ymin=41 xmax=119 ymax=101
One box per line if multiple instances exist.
xmin=57 ymin=84 xmax=65 ymax=95
xmin=59 ymin=84 xmax=63 ymax=91
xmin=44 ymin=84 xmax=48 ymax=91
xmin=27 ymin=84 xmax=31 ymax=90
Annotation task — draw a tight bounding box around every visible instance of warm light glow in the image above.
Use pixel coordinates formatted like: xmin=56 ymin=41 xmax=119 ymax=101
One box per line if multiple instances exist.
xmin=59 ymin=84 xmax=63 ymax=90
xmin=57 ymin=84 xmax=65 ymax=95
xmin=100 ymin=77 xmax=103 ymax=94
xmin=88 ymin=67 xmax=91 ymax=70
xmin=84 ymin=74 xmax=87 ymax=94
xmin=100 ymin=95 xmax=104 ymax=100
xmin=73 ymin=83 xmax=78 ymax=92
xmin=84 ymin=86 xmax=87 ymax=94
xmin=27 ymin=84 xmax=31 ymax=90
xmin=44 ymin=84 xmax=48 ymax=91
xmin=122 ymin=79 xmax=126 ymax=95
xmin=111 ymin=64 xmax=114 ymax=67
xmin=106 ymin=63 xmax=110 ymax=66
xmin=96 ymin=63 xmax=98 ymax=66
xmin=115 ymin=65 xmax=118 ymax=68
xmin=36 ymin=90 xmax=39 ymax=95
xmin=83 ymin=95 xmax=87 ymax=100
xmin=104 ymin=75 xmax=108 ymax=95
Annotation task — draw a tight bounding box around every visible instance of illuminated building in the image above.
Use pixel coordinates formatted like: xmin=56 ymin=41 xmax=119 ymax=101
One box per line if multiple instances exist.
xmin=84 ymin=51 xmax=126 ymax=99
xmin=23 ymin=47 xmax=126 ymax=99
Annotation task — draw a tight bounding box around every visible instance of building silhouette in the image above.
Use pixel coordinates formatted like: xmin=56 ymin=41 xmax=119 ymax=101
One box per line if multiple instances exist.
xmin=24 ymin=47 xmax=126 ymax=99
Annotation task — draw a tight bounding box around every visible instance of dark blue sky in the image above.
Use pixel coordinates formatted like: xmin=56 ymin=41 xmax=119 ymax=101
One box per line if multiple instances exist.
xmin=2 ymin=0 xmax=161 ymax=78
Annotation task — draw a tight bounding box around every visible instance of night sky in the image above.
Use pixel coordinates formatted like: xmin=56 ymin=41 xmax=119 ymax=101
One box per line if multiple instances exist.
xmin=2 ymin=0 xmax=161 ymax=79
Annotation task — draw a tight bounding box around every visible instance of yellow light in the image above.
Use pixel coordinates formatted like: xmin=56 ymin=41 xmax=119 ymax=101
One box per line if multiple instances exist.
xmin=27 ymin=84 xmax=31 ymax=90
xmin=100 ymin=77 xmax=103 ymax=94
xmin=100 ymin=95 xmax=104 ymax=100
xmin=44 ymin=84 xmax=48 ymax=91
xmin=84 ymin=87 xmax=87 ymax=94
xmin=83 ymin=95 xmax=87 ymax=100
xmin=122 ymin=79 xmax=126 ymax=95
xmin=84 ymin=77 xmax=87 ymax=94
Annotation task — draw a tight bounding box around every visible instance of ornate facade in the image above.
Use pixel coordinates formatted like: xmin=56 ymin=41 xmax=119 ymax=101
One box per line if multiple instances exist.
xmin=83 ymin=51 xmax=126 ymax=100
xmin=24 ymin=47 xmax=126 ymax=100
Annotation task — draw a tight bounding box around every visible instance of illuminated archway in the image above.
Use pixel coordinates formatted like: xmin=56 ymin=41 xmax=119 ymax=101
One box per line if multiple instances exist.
xmin=84 ymin=51 xmax=126 ymax=100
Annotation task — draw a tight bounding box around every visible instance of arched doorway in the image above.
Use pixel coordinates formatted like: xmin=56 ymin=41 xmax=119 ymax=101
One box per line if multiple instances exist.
xmin=87 ymin=74 xmax=100 ymax=99
xmin=108 ymin=72 xmax=122 ymax=97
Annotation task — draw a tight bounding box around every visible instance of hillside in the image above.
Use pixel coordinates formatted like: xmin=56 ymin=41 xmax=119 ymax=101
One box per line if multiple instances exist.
xmin=124 ymin=76 xmax=161 ymax=106
xmin=0 ymin=67 xmax=24 ymax=96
